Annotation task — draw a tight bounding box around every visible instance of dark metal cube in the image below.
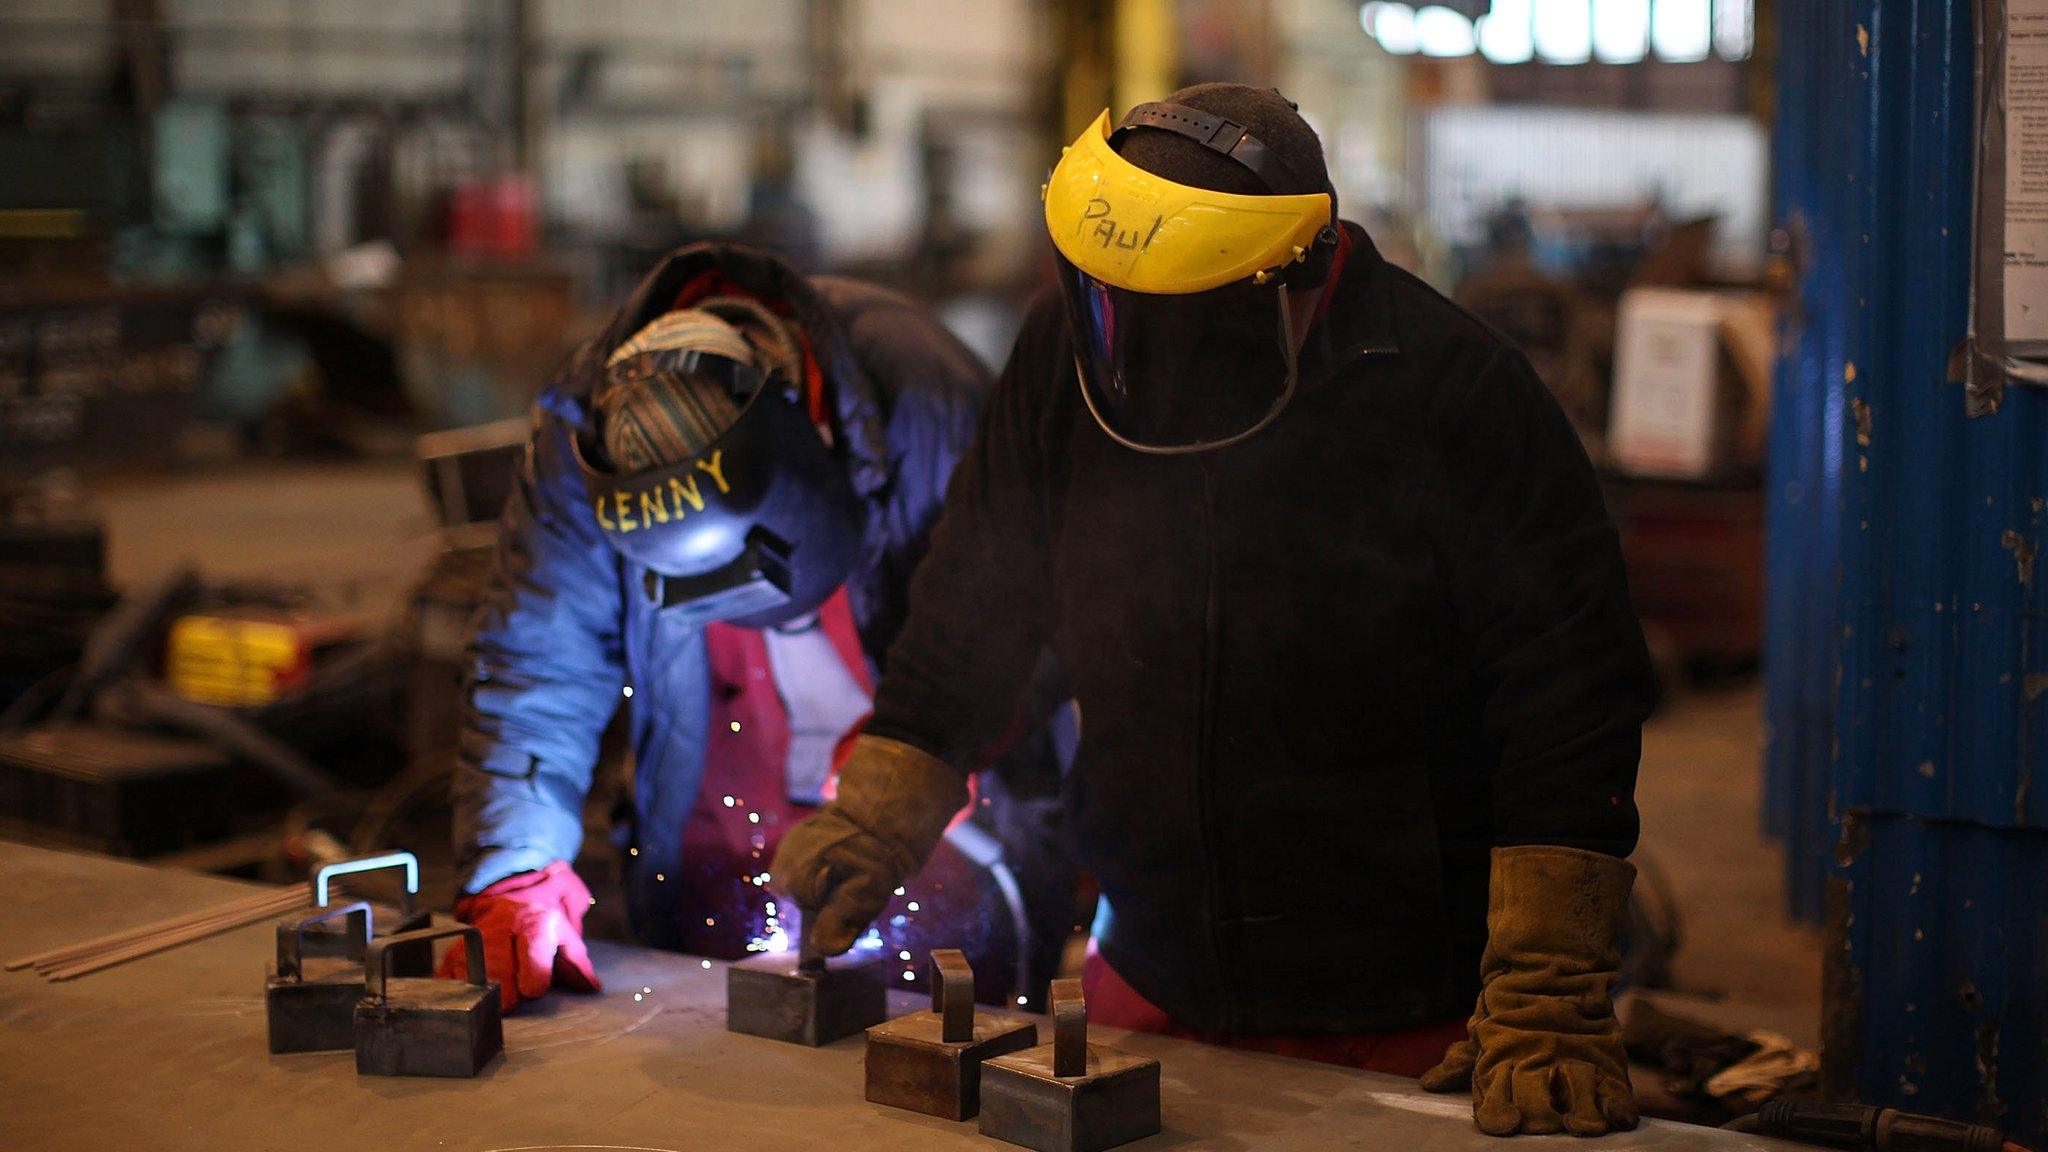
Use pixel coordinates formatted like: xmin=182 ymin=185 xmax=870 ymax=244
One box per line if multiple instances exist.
xmin=979 ymin=1043 xmax=1162 ymax=1152
xmin=353 ymin=977 xmax=503 ymax=1078
xmin=725 ymin=952 xmax=886 ymax=1047
xmin=265 ymin=957 xmax=365 ymax=1054
xmin=865 ymin=1009 xmax=1038 ymax=1120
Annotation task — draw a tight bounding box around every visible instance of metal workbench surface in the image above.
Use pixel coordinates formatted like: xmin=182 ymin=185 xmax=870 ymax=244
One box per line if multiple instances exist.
xmin=0 ymin=840 xmax=1792 ymax=1152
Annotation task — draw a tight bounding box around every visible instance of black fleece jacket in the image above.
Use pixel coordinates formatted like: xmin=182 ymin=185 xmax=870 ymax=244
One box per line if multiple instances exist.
xmin=868 ymin=224 xmax=1654 ymax=1034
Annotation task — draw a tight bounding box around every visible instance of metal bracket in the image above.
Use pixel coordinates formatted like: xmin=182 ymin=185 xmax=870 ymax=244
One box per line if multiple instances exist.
xmin=1052 ymin=977 xmax=1086 ymax=1078
xmin=275 ymin=901 xmax=371 ymax=981
xmin=365 ymin=924 xmax=485 ymax=1003
xmin=934 ymin=948 xmax=975 ymax=1043
xmin=314 ymin=851 xmax=421 ymax=913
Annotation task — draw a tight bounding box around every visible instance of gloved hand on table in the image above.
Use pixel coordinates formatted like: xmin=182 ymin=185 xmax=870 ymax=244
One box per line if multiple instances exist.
xmin=1420 ymin=845 xmax=1639 ymax=1137
xmin=441 ymin=860 xmax=602 ymax=1013
xmin=770 ymin=735 xmax=969 ymax=955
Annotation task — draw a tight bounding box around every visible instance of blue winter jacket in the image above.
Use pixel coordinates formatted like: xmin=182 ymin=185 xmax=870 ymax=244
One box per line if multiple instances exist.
xmin=451 ymin=242 xmax=991 ymax=951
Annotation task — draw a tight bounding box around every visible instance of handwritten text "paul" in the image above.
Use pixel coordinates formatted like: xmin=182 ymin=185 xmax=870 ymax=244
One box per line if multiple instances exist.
xmin=1079 ymin=198 xmax=1163 ymax=252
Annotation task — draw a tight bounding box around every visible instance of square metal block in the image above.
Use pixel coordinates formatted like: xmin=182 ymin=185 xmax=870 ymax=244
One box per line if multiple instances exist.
xmin=979 ymin=1043 xmax=1163 ymax=1152
xmin=726 ymin=952 xmax=887 ymax=1046
xmin=354 ymin=977 xmax=503 ymax=1078
xmin=866 ymin=1010 xmax=1038 ymax=1120
xmin=266 ymin=957 xmax=365 ymax=1054
xmin=267 ymin=902 xmax=371 ymax=1055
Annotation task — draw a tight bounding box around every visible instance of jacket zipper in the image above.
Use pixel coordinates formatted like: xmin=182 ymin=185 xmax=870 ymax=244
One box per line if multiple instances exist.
xmin=1189 ymin=342 xmax=1396 ymax=1030
xmin=1194 ymin=455 xmax=1233 ymax=1026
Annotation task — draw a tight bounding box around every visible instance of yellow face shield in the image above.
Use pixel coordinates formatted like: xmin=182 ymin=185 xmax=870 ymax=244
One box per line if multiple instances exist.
xmin=1043 ymin=110 xmax=1332 ymax=295
xmin=1042 ymin=107 xmax=1337 ymax=454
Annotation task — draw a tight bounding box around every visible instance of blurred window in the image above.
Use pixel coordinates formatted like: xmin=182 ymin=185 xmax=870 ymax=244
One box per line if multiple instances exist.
xmin=1417 ymin=6 xmax=1481 ymax=56
xmin=1592 ymin=0 xmax=1651 ymax=64
xmin=1713 ymin=0 xmax=1755 ymax=61
xmin=1362 ymin=0 xmax=1751 ymax=62
xmin=1650 ymin=0 xmax=1713 ymax=62
xmin=1477 ymin=0 xmax=1537 ymax=63
xmin=1418 ymin=105 xmax=1769 ymax=273
xmin=1533 ymin=0 xmax=1594 ymax=63
xmin=1362 ymin=2 xmax=1422 ymax=54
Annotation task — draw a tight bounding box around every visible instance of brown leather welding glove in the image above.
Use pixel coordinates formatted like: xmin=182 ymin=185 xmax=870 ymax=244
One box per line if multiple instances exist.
xmin=1419 ymin=845 xmax=1638 ymax=1138
xmin=770 ymin=735 xmax=968 ymax=955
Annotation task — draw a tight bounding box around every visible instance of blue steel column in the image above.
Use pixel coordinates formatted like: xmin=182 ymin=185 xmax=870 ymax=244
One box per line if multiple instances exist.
xmin=1768 ymin=0 xmax=2048 ymax=1139
xmin=1763 ymin=0 xmax=1851 ymax=923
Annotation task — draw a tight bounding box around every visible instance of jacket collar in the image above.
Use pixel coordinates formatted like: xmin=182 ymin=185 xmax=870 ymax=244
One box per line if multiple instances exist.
xmin=1299 ymin=220 xmax=1400 ymax=386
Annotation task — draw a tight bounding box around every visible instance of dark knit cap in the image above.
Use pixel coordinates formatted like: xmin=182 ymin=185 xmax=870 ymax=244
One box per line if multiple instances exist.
xmin=1114 ymin=82 xmax=1336 ymax=217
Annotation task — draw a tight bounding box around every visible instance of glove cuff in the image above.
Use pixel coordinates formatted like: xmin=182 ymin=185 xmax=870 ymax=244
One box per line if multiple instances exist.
xmin=1485 ymin=845 xmax=1633 ymax=973
xmin=833 ymin=735 xmax=969 ymax=873
xmin=455 ymin=861 xmax=593 ymax=928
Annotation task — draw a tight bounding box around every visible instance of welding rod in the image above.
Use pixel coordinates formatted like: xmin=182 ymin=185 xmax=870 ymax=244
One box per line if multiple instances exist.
xmin=8 ymin=887 xmax=307 ymax=977
xmin=33 ymin=890 xmax=305 ymax=974
xmin=39 ymin=892 xmax=310 ymax=981
xmin=7 ymin=888 xmax=289 ymax=970
xmin=41 ymin=889 xmax=311 ymax=975
xmin=7 ymin=886 xmax=299 ymax=970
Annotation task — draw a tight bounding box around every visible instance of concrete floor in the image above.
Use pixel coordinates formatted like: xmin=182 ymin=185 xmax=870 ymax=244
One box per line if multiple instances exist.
xmin=75 ymin=456 xmax=1823 ymax=1050
xmin=1632 ymin=685 xmax=1823 ymax=1049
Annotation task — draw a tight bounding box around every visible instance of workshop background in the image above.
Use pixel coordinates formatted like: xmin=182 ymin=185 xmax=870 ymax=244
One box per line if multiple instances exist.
xmin=1 ymin=0 xmax=2041 ymax=1144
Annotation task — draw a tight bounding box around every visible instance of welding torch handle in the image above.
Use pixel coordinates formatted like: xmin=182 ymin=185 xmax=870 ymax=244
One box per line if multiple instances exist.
xmin=1748 ymin=1103 xmax=2010 ymax=1152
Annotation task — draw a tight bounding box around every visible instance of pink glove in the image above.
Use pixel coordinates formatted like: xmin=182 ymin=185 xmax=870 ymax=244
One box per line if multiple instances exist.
xmin=441 ymin=861 xmax=602 ymax=1013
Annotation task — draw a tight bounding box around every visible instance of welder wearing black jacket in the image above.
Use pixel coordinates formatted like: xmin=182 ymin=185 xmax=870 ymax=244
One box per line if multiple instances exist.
xmin=775 ymin=83 xmax=1655 ymax=1137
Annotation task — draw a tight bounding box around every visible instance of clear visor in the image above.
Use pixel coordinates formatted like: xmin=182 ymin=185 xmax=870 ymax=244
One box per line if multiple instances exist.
xmin=1055 ymin=254 xmax=1299 ymax=454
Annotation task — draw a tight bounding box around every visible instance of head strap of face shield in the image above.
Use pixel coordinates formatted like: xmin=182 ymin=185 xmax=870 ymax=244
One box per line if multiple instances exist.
xmin=1113 ymin=102 xmax=1307 ymax=197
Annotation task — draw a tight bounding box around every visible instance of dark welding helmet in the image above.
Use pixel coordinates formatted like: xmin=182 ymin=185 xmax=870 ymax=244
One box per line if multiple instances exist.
xmin=1043 ymin=105 xmax=1337 ymax=454
xmin=576 ymin=349 xmax=863 ymax=630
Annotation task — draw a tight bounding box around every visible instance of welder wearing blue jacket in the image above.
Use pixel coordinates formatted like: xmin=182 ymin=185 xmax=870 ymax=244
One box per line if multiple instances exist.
xmin=446 ymin=242 xmax=1072 ymax=1013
